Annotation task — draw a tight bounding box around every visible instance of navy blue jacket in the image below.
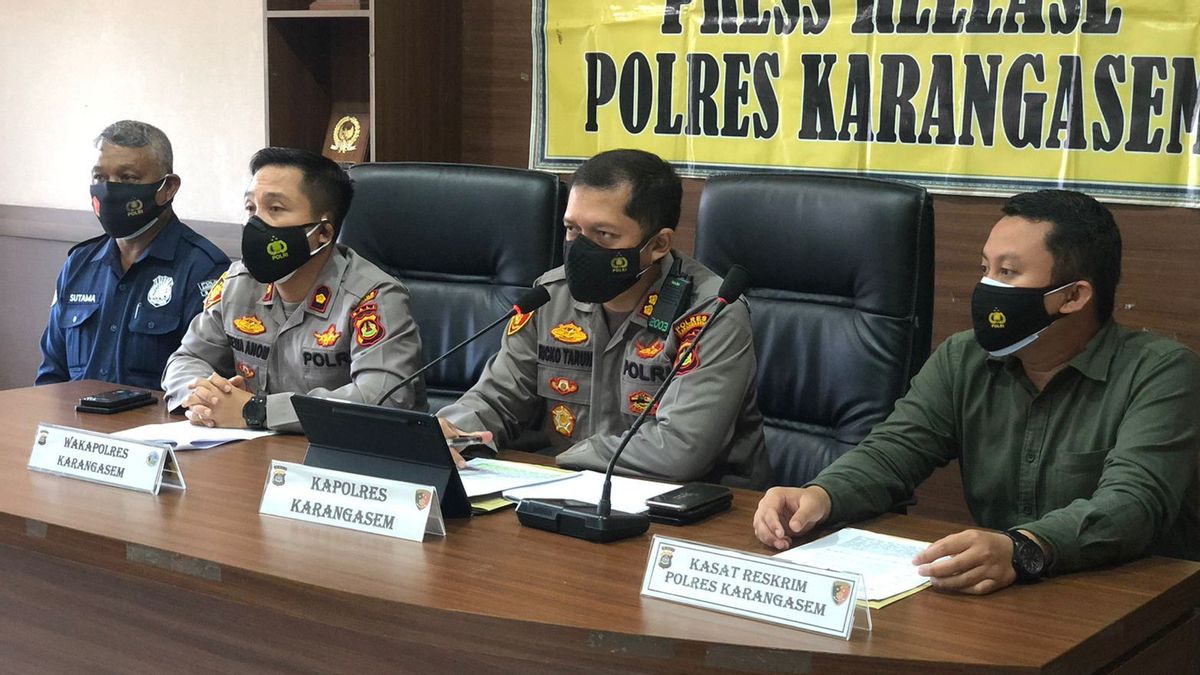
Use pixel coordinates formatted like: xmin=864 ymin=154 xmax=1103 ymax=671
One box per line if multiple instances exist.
xmin=37 ymin=216 xmax=230 ymax=389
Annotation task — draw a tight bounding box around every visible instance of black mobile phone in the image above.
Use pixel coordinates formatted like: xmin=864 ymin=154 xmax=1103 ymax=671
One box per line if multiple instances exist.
xmin=646 ymin=482 xmax=731 ymax=512
xmin=76 ymin=389 xmax=155 ymax=414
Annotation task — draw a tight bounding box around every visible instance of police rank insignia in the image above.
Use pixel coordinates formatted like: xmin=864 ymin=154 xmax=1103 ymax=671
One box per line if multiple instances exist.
xmin=203 ymin=272 xmax=227 ymax=310
xmin=351 ymin=300 xmax=385 ymax=347
xmin=309 ymin=285 xmax=331 ymax=313
xmin=507 ymin=310 xmax=534 ymax=336
xmin=262 ymin=284 xmax=274 ymax=303
xmin=550 ymin=321 xmax=589 ymax=344
xmin=640 ymin=293 xmax=658 ymax=319
xmin=550 ymin=404 xmax=576 ymax=437
xmin=548 ymin=376 xmax=579 ymax=396
xmin=635 ymin=339 xmax=664 ymax=359
xmin=146 ymin=275 xmax=173 ymax=308
xmin=673 ymin=313 xmax=709 ymax=339
xmin=234 ymin=315 xmax=267 ymax=335
xmin=314 ymin=324 xmax=342 ymax=347
xmin=236 ymin=361 xmax=256 ymax=379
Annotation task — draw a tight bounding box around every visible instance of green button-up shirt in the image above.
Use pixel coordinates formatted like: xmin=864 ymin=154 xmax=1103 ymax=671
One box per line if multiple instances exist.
xmin=810 ymin=322 xmax=1200 ymax=573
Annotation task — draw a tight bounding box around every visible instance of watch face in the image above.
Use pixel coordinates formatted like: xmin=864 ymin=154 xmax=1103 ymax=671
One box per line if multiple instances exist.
xmin=1014 ymin=538 xmax=1045 ymax=578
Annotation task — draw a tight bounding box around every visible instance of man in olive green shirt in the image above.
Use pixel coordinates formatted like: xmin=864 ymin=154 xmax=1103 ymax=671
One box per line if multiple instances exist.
xmin=754 ymin=189 xmax=1200 ymax=595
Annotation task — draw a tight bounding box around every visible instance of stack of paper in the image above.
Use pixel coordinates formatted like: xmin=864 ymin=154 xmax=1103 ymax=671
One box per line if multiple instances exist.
xmin=113 ymin=420 xmax=275 ymax=450
xmin=775 ymin=528 xmax=933 ymax=609
xmin=502 ymin=470 xmax=680 ymax=515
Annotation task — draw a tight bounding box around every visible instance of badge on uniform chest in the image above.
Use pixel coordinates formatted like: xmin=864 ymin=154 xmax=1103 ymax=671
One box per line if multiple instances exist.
xmin=646 ymin=258 xmax=693 ymax=337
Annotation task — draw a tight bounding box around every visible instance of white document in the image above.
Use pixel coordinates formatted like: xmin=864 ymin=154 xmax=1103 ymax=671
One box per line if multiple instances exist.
xmin=114 ymin=420 xmax=274 ymax=450
xmin=457 ymin=458 xmax=575 ymax=498
xmin=502 ymin=470 xmax=679 ymax=514
xmin=775 ymin=528 xmax=931 ymax=603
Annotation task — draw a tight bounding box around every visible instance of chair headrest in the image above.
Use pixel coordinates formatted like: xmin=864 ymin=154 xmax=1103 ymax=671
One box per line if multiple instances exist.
xmin=342 ymin=163 xmax=565 ymax=286
xmin=695 ymin=174 xmax=932 ymax=317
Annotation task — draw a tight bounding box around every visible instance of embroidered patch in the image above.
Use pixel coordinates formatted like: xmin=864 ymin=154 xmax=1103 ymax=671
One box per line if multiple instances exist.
xmin=352 ymin=304 xmax=385 ymax=347
xmin=550 ymin=404 xmax=576 ymax=437
xmin=507 ymin=310 xmax=534 ymax=336
xmin=203 ymin=272 xmax=227 ymax=310
xmin=147 ymin=275 xmax=173 ymax=308
xmin=197 ymin=278 xmax=217 ymax=298
xmin=235 ymin=361 xmax=256 ymax=379
xmin=233 ymin=315 xmax=266 ymax=335
xmin=550 ymin=321 xmax=589 ymax=344
xmin=674 ymin=329 xmax=701 ymax=375
xmin=314 ymin=323 xmax=342 ymax=347
xmin=640 ymin=292 xmax=659 ymax=319
xmin=309 ymin=285 xmax=331 ymax=313
xmin=673 ymin=313 xmax=709 ymax=340
xmin=628 ymin=390 xmax=654 ymax=415
xmin=548 ymin=376 xmax=579 ymax=396
xmin=635 ymin=339 xmax=664 ymax=359
xmin=358 ymin=288 xmax=379 ymax=307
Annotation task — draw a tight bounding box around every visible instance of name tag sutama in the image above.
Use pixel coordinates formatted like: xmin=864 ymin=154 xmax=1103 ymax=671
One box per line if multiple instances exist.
xmin=641 ymin=536 xmax=866 ymax=640
xmin=259 ymin=461 xmax=445 ymax=543
xmin=28 ymin=423 xmax=185 ymax=495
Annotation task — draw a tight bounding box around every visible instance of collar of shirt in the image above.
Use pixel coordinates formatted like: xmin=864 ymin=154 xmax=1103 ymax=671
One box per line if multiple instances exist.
xmin=91 ymin=214 xmax=184 ymax=275
xmin=257 ymin=244 xmax=350 ymax=320
xmin=990 ymin=320 xmax=1119 ymax=385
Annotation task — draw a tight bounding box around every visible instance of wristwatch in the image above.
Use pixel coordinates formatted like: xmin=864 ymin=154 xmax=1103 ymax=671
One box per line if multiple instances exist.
xmin=1004 ymin=529 xmax=1046 ymax=583
xmin=242 ymin=395 xmax=268 ymax=430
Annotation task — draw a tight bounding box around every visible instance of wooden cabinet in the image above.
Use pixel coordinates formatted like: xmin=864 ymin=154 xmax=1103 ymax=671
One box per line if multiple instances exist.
xmin=264 ymin=1 xmax=461 ymax=162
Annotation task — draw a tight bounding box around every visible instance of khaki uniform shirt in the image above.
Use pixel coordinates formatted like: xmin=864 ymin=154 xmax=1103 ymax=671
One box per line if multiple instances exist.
xmin=163 ymin=245 xmax=425 ymax=431
xmin=810 ymin=323 xmax=1200 ymax=573
xmin=440 ymin=251 xmax=771 ymax=489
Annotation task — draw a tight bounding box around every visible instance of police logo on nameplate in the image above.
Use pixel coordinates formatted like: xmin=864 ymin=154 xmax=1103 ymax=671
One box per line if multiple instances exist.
xmin=258 ymin=461 xmax=445 ymax=543
xmin=641 ymin=536 xmax=867 ymax=640
xmin=27 ymin=423 xmax=186 ymax=495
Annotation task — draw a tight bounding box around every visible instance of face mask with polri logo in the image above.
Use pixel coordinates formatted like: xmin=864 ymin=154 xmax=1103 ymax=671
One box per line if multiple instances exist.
xmin=89 ymin=177 xmax=171 ymax=240
xmin=240 ymin=216 xmax=330 ymax=284
xmin=970 ymin=276 xmax=1077 ymax=357
xmin=563 ymin=233 xmax=654 ymax=304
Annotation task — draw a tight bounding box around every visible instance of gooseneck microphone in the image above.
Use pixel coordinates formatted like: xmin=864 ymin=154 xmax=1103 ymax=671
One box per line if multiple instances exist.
xmin=517 ymin=265 xmax=752 ymax=542
xmin=375 ymin=286 xmax=551 ymax=406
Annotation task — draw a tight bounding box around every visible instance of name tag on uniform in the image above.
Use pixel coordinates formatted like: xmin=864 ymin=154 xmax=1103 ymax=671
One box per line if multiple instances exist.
xmin=28 ymin=423 xmax=186 ymax=495
xmin=259 ymin=461 xmax=445 ymax=542
xmin=641 ymin=536 xmax=866 ymax=640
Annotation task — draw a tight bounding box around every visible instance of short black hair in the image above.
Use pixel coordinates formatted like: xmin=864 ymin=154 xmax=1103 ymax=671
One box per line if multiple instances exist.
xmin=95 ymin=120 xmax=173 ymax=174
xmin=1002 ymin=189 xmax=1122 ymax=323
xmin=571 ymin=149 xmax=682 ymax=236
xmin=249 ymin=147 xmax=354 ymax=235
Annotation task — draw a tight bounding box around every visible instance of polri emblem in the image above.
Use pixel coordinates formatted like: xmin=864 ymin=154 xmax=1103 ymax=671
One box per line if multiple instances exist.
xmin=234 ymin=315 xmax=267 ymax=335
xmin=832 ymin=581 xmax=852 ymax=606
xmin=548 ymin=377 xmax=579 ymax=396
xmin=550 ymin=321 xmax=588 ymax=345
xmin=147 ymin=275 xmax=174 ymax=308
xmin=415 ymin=489 xmax=432 ymax=511
xmin=657 ymin=546 xmax=675 ymax=569
xmin=271 ymin=465 xmax=288 ymax=486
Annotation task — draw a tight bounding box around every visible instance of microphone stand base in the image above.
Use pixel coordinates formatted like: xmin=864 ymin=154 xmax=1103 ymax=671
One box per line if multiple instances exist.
xmin=516 ymin=499 xmax=650 ymax=543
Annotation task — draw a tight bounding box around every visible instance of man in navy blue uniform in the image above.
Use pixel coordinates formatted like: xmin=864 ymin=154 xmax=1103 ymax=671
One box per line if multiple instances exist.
xmin=36 ymin=120 xmax=229 ymax=389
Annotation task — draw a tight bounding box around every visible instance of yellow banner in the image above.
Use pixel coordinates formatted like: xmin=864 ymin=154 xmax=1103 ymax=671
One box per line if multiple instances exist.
xmin=532 ymin=1 xmax=1200 ymax=205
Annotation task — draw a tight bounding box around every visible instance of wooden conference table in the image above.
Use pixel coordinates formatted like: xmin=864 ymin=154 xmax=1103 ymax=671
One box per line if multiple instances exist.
xmin=1 ymin=382 xmax=1197 ymax=674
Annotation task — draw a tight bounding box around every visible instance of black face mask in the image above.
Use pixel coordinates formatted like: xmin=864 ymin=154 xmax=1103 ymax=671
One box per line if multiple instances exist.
xmin=970 ymin=277 xmax=1076 ymax=357
xmin=563 ymin=233 xmax=654 ymax=304
xmin=89 ymin=177 xmax=170 ymax=240
xmin=240 ymin=215 xmax=329 ymax=284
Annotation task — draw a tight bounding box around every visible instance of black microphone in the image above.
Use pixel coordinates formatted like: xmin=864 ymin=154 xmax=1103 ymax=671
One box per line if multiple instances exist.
xmin=516 ymin=265 xmax=752 ymax=542
xmin=375 ymin=286 xmax=551 ymax=406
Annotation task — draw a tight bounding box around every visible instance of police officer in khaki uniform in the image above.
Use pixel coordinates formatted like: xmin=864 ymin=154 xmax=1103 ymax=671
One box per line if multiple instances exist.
xmin=163 ymin=148 xmax=424 ymax=431
xmin=440 ymin=149 xmax=770 ymax=489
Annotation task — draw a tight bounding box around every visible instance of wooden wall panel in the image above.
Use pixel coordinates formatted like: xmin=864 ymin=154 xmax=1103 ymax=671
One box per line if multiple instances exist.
xmin=462 ymin=2 xmax=1200 ymax=353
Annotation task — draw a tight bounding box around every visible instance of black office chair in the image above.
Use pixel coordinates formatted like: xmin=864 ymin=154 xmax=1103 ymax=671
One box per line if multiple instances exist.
xmin=341 ymin=162 xmax=566 ymax=412
xmin=694 ymin=174 xmax=934 ymax=486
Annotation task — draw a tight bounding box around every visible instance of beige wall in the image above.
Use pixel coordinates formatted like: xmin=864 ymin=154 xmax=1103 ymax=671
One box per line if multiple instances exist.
xmin=0 ymin=1 xmax=265 ymax=388
xmin=0 ymin=0 xmax=267 ymax=224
